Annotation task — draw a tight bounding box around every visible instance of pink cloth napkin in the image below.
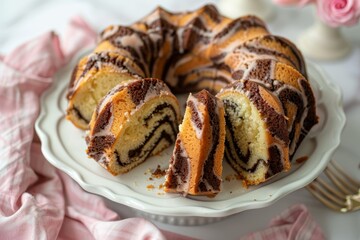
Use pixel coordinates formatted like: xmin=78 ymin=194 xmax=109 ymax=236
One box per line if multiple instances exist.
xmin=241 ymin=204 xmax=325 ymax=240
xmin=0 ymin=17 xmax=325 ymax=240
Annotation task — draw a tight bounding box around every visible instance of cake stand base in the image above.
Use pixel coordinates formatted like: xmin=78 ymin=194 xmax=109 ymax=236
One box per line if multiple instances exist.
xmin=218 ymin=0 xmax=274 ymax=20
xmin=298 ymin=18 xmax=351 ymax=60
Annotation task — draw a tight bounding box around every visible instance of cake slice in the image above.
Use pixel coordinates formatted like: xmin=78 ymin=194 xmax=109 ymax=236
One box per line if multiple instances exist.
xmin=66 ymin=51 xmax=145 ymax=129
xmin=217 ymin=80 xmax=290 ymax=186
xmin=86 ymin=78 xmax=181 ymax=175
xmin=164 ymin=90 xmax=226 ymax=196
xmin=231 ymin=58 xmax=318 ymax=157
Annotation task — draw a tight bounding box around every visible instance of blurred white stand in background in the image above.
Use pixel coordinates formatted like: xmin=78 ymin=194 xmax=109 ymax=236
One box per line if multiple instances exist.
xmin=298 ymin=16 xmax=351 ymax=60
xmin=218 ymin=0 xmax=274 ymax=20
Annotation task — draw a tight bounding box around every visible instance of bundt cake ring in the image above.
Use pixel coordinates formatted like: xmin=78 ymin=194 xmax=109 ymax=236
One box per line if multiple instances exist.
xmin=66 ymin=4 xmax=318 ymax=196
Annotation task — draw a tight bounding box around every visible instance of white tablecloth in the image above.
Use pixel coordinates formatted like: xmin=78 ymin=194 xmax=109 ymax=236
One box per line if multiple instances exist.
xmin=2 ymin=0 xmax=359 ymax=239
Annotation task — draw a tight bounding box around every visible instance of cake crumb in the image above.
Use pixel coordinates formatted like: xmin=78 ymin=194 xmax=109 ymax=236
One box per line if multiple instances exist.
xmin=225 ymin=174 xmax=242 ymax=182
xmin=157 ymin=192 xmax=165 ymax=196
xmin=158 ymin=183 xmax=164 ymax=189
xmin=144 ymin=168 xmax=151 ymax=175
xmin=206 ymin=194 xmax=217 ymax=199
xmin=148 ymin=177 xmax=153 ymax=181
xmin=225 ymin=174 xmax=234 ymax=182
xmin=153 ymin=151 xmax=163 ymax=157
xmin=296 ymin=156 xmax=309 ymax=164
xmin=151 ymin=165 xmax=166 ymax=178
xmin=146 ymin=184 xmax=155 ymax=190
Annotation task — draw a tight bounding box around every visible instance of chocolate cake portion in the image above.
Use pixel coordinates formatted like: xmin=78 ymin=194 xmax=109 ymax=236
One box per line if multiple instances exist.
xmin=164 ymin=138 xmax=191 ymax=192
xmin=214 ymin=16 xmax=267 ymax=40
xmin=194 ymin=90 xmax=222 ymax=193
xmin=164 ymin=90 xmax=225 ymax=196
xmin=180 ymin=17 xmax=210 ymax=52
xmin=227 ymin=35 xmax=307 ymax=78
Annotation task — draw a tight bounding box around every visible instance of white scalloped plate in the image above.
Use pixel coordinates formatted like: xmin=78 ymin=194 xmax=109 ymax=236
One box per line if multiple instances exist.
xmin=35 ymin=51 xmax=345 ymax=222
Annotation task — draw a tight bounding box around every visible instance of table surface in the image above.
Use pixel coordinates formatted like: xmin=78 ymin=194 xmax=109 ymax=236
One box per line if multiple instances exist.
xmin=2 ymin=0 xmax=359 ymax=239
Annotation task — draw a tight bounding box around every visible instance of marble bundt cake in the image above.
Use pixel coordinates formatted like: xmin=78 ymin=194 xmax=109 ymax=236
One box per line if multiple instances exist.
xmin=86 ymin=78 xmax=181 ymax=175
xmin=66 ymin=4 xmax=317 ymax=188
xmin=217 ymin=80 xmax=290 ymax=186
xmin=164 ymin=90 xmax=225 ymax=196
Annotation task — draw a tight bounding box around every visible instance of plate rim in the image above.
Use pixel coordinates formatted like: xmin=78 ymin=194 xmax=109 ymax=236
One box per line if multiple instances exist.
xmin=35 ymin=52 xmax=346 ymax=217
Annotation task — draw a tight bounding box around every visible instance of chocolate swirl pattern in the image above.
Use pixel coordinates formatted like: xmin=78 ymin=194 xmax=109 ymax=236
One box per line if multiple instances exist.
xmin=217 ymin=80 xmax=290 ymax=186
xmin=226 ymin=35 xmax=307 ymax=79
xmin=86 ymin=78 xmax=181 ymax=175
xmin=233 ymin=58 xmax=318 ymax=157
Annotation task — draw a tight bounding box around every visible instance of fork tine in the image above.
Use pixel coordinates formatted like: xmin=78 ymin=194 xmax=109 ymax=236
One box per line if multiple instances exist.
xmin=330 ymin=161 xmax=360 ymax=189
xmin=314 ymin=178 xmax=345 ymax=203
xmin=307 ymin=184 xmax=343 ymax=212
xmin=324 ymin=167 xmax=353 ymax=195
xmin=310 ymin=179 xmax=345 ymax=206
xmin=327 ymin=164 xmax=357 ymax=193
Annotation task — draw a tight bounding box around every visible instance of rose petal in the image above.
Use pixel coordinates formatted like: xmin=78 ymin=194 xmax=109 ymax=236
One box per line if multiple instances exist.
xmin=317 ymin=0 xmax=359 ymax=27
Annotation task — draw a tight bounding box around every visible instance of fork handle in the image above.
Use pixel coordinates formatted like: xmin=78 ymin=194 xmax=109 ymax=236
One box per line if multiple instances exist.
xmin=346 ymin=194 xmax=360 ymax=212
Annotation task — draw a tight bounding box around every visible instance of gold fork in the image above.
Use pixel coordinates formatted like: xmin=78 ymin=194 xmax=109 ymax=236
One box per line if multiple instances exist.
xmin=306 ymin=160 xmax=360 ymax=213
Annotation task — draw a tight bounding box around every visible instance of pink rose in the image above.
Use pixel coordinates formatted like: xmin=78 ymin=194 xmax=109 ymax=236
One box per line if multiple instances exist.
xmin=317 ymin=0 xmax=360 ymax=27
xmin=273 ymin=0 xmax=315 ymax=6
